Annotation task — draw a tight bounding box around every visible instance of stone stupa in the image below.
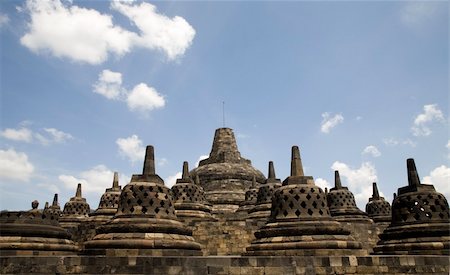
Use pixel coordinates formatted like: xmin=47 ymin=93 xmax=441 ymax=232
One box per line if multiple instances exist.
xmin=171 ymin=161 xmax=213 ymax=221
xmin=365 ymin=182 xmax=391 ymax=224
xmin=60 ymin=183 xmax=90 ymax=229
xmin=89 ymin=172 xmax=122 ymax=223
xmin=245 ymin=146 xmax=365 ymax=256
xmin=0 ymin=200 xmax=78 ymax=255
xmin=374 ymin=159 xmax=450 ymax=255
xmin=327 ymin=171 xmax=371 ymax=222
xmin=236 ymin=176 xmax=259 ymax=216
xmin=84 ymin=146 xmax=202 ymax=256
xmin=190 ymin=128 xmax=265 ymax=213
xmin=248 ymin=161 xmax=282 ymax=220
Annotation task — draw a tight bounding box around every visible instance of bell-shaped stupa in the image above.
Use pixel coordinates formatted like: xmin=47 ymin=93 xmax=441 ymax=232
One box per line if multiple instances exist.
xmin=84 ymin=146 xmax=202 ymax=256
xmin=171 ymin=161 xmax=213 ymax=220
xmin=60 ymin=183 xmax=90 ymax=229
xmin=89 ymin=172 xmax=122 ymax=223
xmin=190 ymin=128 xmax=265 ymax=213
xmin=46 ymin=194 xmax=62 ymax=218
xmin=374 ymin=159 xmax=450 ymax=255
xmin=326 ymin=171 xmax=371 ymax=222
xmin=365 ymin=182 xmax=391 ymax=224
xmin=236 ymin=176 xmax=259 ymax=215
xmin=248 ymin=161 xmax=282 ymax=220
xmin=0 ymin=200 xmax=78 ymax=255
xmin=246 ymin=146 xmax=364 ymax=256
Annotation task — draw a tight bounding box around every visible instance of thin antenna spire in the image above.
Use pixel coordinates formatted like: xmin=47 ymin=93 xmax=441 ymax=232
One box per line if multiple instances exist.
xmin=222 ymin=101 xmax=225 ymax=127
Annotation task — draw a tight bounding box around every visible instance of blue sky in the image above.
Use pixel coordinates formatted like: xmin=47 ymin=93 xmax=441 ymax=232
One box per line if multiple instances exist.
xmin=0 ymin=0 xmax=448 ymax=211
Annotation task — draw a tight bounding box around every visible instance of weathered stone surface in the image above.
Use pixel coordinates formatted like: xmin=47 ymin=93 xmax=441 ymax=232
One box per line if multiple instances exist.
xmin=374 ymin=159 xmax=450 ymax=255
xmin=171 ymin=161 xmax=214 ymax=221
xmin=246 ymin=146 xmax=365 ymax=256
xmin=235 ymin=176 xmax=259 ymax=216
xmin=60 ymin=183 xmax=90 ymax=230
xmin=366 ymin=182 xmax=391 ymax=224
xmin=248 ymin=161 xmax=282 ymax=220
xmin=89 ymin=172 xmax=122 ymax=224
xmin=84 ymin=146 xmax=202 ymax=256
xmin=190 ymin=128 xmax=266 ymax=213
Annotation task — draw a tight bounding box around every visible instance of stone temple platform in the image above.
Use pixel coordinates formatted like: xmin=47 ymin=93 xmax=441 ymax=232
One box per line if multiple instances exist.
xmin=0 ymin=128 xmax=449 ymax=274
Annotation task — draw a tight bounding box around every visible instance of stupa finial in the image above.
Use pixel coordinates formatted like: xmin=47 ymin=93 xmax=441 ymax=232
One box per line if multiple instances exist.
xmin=182 ymin=161 xmax=190 ymax=179
xmin=407 ymin=158 xmax=421 ymax=187
xmin=52 ymin=194 xmax=59 ymax=207
xmin=44 ymin=202 xmax=49 ymax=209
xmin=113 ymin=172 xmax=119 ymax=188
xmin=195 ymin=175 xmax=200 ymax=185
xmin=290 ymin=146 xmax=304 ymax=177
xmin=325 ymin=187 xmax=328 ymax=195
xmin=268 ymin=161 xmax=276 ymax=179
xmin=334 ymin=171 xmax=342 ymax=189
xmin=75 ymin=183 xmax=82 ymax=198
xmin=142 ymin=146 xmax=156 ymax=176
xmin=372 ymin=182 xmax=380 ymax=199
xmin=251 ymin=175 xmax=256 ymax=188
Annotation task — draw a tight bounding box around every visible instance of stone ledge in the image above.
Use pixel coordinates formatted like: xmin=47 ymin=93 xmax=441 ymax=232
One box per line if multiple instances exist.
xmin=1 ymin=255 xmax=449 ymax=274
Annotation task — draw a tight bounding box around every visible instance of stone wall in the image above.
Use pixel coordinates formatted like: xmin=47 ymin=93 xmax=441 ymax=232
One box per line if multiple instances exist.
xmin=1 ymin=255 xmax=449 ymax=274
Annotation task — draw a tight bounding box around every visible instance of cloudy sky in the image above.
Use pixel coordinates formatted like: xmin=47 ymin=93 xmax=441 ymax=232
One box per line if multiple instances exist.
xmin=0 ymin=0 xmax=448 ymax=211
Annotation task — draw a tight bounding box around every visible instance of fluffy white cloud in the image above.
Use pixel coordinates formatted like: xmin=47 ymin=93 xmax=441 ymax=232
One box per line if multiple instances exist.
xmin=422 ymin=165 xmax=450 ymax=198
xmin=112 ymin=1 xmax=196 ymax=60
xmin=315 ymin=178 xmax=332 ymax=192
xmin=362 ymin=145 xmax=381 ymax=158
xmin=195 ymin=155 xmax=209 ymax=167
xmin=164 ymin=172 xmax=182 ymax=188
xmin=331 ymin=161 xmax=378 ymax=208
xmin=59 ymin=165 xmax=128 ymax=194
xmin=0 ymin=148 xmax=34 ymax=182
xmin=0 ymin=128 xmax=33 ymax=142
xmin=320 ymin=112 xmax=344 ymax=134
xmin=401 ymin=2 xmax=441 ymax=27
xmin=0 ymin=13 xmax=9 ymax=28
xmin=93 ymin=70 xmax=125 ymax=100
xmin=116 ymin=134 xmax=145 ymax=163
xmin=21 ymin=0 xmax=135 ymax=64
xmin=126 ymin=83 xmax=165 ymax=113
xmin=35 ymin=128 xmax=73 ymax=145
xmin=20 ymin=0 xmax=195 ymax=64
xmin=411 ymin=104 xmax=444 ymax=137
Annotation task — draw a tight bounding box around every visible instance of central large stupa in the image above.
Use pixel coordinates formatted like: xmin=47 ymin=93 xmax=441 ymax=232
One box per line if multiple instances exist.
xmin=190 ymin=128 xmax=265 ymax=213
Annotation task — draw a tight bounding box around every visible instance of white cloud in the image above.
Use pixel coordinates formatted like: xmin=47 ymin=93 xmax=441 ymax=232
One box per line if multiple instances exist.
xmin=447 ymin=140 xmax=450 ymax=150
xmin=0 ymin=148 xmax=34 ymax=182
xmin=320 ymin=112 xmax=344 ymax=134
xmin=0 ymin=13 xmax=9 ymax=28
xmin=21 ymin=0 xmax=135 ymax=64
xmin=20 ymin=0 xmax=195 ymax=64
xmin=59 ymin=165 xmax=128 ymax=194
xmin=37 ymin=182 xmax=60 ymax=194
xmin=35 ymin=128 xmax=73 ymax=145
xmin=411 ymin=104 xmax=445 ymax=137
xmin=315 ymin=178 xmax=331 ymax=192
xmin=93 ymin=70 xmax=125 ymax=100
xmin=422 ymin=165 xmax=450 ymax=199
xmin=0 ymin=128 xmax=33 ymax=142
xmin=111 ymin=1 xmax=196 ymax=60
xmin=116 ymin=134 xmax=145 ymax=163
xmin=362 ymin=145 xmax=381 ymax=158
xmin=164 ymin=172 xmax=182 ymax=188
xmin=195 ymin=155 xmax=209 ymax=167
xmin=401 ymin=2 xmax=441 ymax=27
xmin=382 ymin=137 xmax=416 ymax=147
xmin=331 ymin=161 xmax=378 ymax=208
xmin=126 ymin=83 xmax=165 ymax=113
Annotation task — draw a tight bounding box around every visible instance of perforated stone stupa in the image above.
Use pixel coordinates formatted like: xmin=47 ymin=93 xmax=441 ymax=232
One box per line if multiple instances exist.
xmin=89 ymin=172 xmax=122 ymax=223
xmin=327 ymin=171 xmax=371 ymax=222
xmin=84 ymin=146 xmax=202 ymax=256
xmin=46 ymin=193 xmax=62 ymax=218
xmin=0 ymin=200 xmax=78 ymax=256
xmin=366 ymin=182 xmax=391 ymax=224
xmin=248 ymin=161 xmax=282 ymax=220
xmin=171 ymin=161 xmax=213 ymax=220
xmin=246 ymin=146 xmax=364 ymax=256
xmin=190 ymin=128 xmax=265 ymax=213
xmin=374 ymin=159 xmax=450 ymax=255
xmin=60 ymin=183 xmax=90 ymax=229
xmin=236 ymin=176 xmax=259 ymax=215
